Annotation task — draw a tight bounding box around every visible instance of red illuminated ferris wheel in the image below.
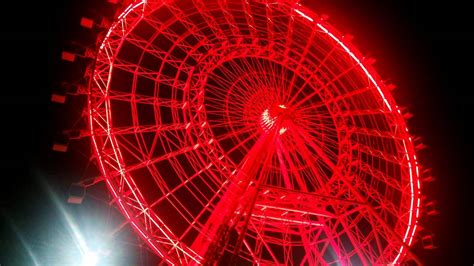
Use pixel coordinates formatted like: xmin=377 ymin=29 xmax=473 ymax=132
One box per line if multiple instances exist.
xmin=86 ymin=0 xmax=422 ymax=264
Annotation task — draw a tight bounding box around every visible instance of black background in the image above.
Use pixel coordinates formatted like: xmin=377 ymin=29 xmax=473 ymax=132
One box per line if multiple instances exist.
xmin=0 ymin=0 xmax=472 ymax=265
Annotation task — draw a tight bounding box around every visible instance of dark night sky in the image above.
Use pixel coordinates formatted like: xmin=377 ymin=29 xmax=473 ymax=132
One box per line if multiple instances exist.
xmin=0 ymin=0 xmax=472 ymax=265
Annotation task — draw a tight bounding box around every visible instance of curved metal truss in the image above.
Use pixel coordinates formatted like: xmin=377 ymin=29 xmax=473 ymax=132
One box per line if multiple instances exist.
xmin=87 ymin=0 xmax=422 ymax=264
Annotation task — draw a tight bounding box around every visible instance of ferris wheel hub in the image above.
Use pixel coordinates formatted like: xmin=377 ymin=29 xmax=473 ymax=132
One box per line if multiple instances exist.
xmin=260 ymin=104 xmax=294 ymax=135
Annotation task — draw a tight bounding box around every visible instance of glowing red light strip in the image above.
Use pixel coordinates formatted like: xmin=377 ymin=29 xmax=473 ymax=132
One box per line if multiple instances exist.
xmin=294 ymin=9 xmax=313 ymax=22
xmin=293 ymin=10 xmax=420 ymax=263
xmin=392 ymin=138 xmax=421 ymax=263
xmin=255 ymin=204 xmax=334 ymax=218
xmin=251 ymin=214 xmax=324 ymax=226
xmin=315 ymin=23 xmax=392 ymax=112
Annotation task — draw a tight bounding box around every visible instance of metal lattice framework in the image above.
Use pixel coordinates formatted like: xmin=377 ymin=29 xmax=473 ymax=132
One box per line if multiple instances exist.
xmin=87 ymin=0 xmax=422 ymax=264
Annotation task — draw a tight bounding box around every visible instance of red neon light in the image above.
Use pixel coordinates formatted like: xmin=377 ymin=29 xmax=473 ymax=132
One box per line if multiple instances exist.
xmin=87 ymin=0 xmax=422 ymax=264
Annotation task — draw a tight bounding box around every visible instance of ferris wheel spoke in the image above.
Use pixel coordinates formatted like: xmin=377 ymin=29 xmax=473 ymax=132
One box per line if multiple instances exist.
xmin=339 ymin=108 xmax=390 ymax=118
xmin=275 ymin=138 xmax=311 ymax=191
xmin=243 ymin=59 xmax=280 ymax=92
xmin=213 ymin=124 xmax=257 ymax=142
xmin=291 ymin=136 xmax=333 ymax=191
xmin=219 ymin=1 xmax=245 ymax=38
xmin=172 ymin=177 xmax=235 ymax=245
xmin=128 ymin=2 xmax=207 ymax=53
xmin=112 ymin=135 xmax=148 ymax=163
xmin=224 ymin=60 xmax=266 ymax=92
xmin=207 ymin=73 xmax=245 ymax=96
xmin=285 ymin=43 xmax=339 ymax=105
xmin=219 ymin=130 xmax=260 ymax=157
xmin=194 ymin=1 xmax=233 ymax=42
xmin=208 ymin=120 xmax=252 ymax=133
xmin=125 ymin=33 xmax=178 ymax=65
xmin=365 ymin=213 xmax=386 ymax=261
xmin=209 ymin=66 xmax=241 ymax=89
xmin=246 ymin=220 xmax=283 ymax=264
xmin=107 ymin=90 xmax=183 ymax=108
xmin=127 ymin=21 xmax=205 ymax=66
xmin=244 ymin=58 xmax=276 ymax=89
xmin=109 ymin=141 xmax=206 ymax=178
xmin=326 ymin=164 xmax=420 ymax=262
xmin=148 ymin=160 xmax=217 ymax=207
xmin=355 ymin=181 xmax=400 ymax=218
xmin=357 ymin=209 xmax=393 ymax=260
xmin=208 ymin=117 xmax=249 ymax=129
xmin=189 ymin=131 xmax=278 ymax=260
xmin=326 ymin=85 xmax=375 ymax=107
xmin=93 ymin=123 xmax=189 ymax=137
xmin=285 ymin=28 xmax=319 ymax=102
xmin=340 ymin=207 xmax=395 ymax=262
xmin=295 ymin=99 xmax=329 ymax=112
xmin=113 ymin=57 xmax=186 ymax=83
xmin=298 ymin=128 xmax=338 ymax=146
xmin=333 ymin=211 xmax=370 ymax=265
xmin=274 ymin=139 xmax=293 ymax=190
xmin=349 ymin=126 xmax=404 ymax=140
xmin=297 ymin=107 xmax=334 ymax=120
xmin=289 ymin=85 xmax=325 ymax=111
xmin=273 ymin=138 xmax=365 ymax=264
xmin=316 ymin=224 xmax=344 ymax=265
xmin=204 ymin=84 xmax=246 ymax=106
xmin=356 ymin=160 xmax=403 ymax=192
xmin=298 ymin=224 xmax=321 ymax=264
xmin=322 ymin=62 xmax=360 ymax=89
xmin=291 ymin=125 xmax=337 ymax=171
xmin=289 ymin=56 xmax=362 ymax=111
xmin=240 ymin=0 xmax=259 ymax=38
xmin=297 ymin=111 xmax=334 ymax=123
xmin=355 ymin=142 xmax=407 ymax=167
xmin=206 ymin=94 xmax=247 ymax=111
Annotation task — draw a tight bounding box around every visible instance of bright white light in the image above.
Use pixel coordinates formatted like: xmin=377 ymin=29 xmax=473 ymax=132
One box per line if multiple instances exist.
xmin=294 ymin=9 xmax=313 ymax=22
xmin=81 ymin=251 xmax=99 ymax=266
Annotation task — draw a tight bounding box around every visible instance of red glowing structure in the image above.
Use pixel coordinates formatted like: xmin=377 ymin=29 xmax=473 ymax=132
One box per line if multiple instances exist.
xmin=87 ymin=0 xmax=422 ymax=264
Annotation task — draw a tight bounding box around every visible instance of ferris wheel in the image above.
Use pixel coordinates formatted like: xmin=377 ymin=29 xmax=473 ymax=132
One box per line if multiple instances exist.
xmin=84 ymin=0 xmax=423 ymax=264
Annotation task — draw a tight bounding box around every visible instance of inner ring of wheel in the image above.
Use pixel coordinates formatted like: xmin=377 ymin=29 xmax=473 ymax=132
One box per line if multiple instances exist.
xmin=187 ymin=47 xmax=344 ymax=183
